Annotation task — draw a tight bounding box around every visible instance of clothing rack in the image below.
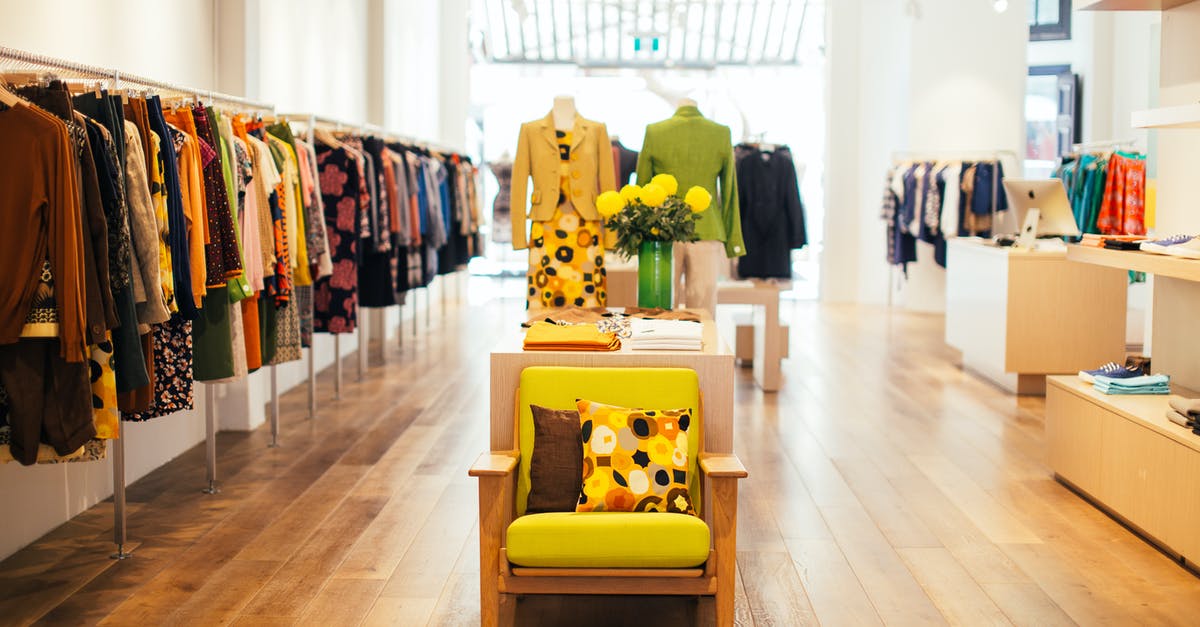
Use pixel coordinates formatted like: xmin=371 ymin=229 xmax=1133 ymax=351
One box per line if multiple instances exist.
xmin=0 ymin=45 xmax=279 ymax=561
xmin=1071 ymin=139 xmax=1139 ymax=153
xmin=276 ymin=112 xmax=459 ymax=390
xmin=886 ymin=149 xmax=1016 ymax=307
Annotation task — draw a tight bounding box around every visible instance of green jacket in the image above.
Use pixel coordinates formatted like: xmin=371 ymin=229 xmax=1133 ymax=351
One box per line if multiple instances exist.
xmin=636 ymin=106 xmax=745 ymax=257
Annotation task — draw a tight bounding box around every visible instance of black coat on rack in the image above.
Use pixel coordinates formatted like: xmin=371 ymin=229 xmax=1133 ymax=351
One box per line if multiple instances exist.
xmin=734 ymin=144 xmax=808 ymax=279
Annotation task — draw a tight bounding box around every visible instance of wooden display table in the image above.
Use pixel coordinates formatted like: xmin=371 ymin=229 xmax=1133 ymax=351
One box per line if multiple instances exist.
xmin=945 ymin=239 xmax=1127 ymax=395
xmin=489 ymin=317 xmax=736 ymax=454
xmin=717 ymin=281 xmax=788 ymax=392
xmin=1047 ymin=376 xmax=1200 ymax=566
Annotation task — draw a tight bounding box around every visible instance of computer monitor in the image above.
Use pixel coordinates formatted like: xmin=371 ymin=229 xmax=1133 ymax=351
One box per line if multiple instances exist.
xmin=1001 ymin=179 xmax=1081 ymax=238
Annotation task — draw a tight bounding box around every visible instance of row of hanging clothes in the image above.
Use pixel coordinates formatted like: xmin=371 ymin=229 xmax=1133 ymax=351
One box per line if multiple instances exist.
xmin=306 ymin=122 xmax=483 ymax=324
xmin=881 ymin=157 xmax=1009 ymax=272
xmin=1053 ymin=146 xmax=1147 ymax=236
xmin=734 ymin=141 xmax=808 ymax=279
xmin=0 ymin=74 xmax=481 ymax=467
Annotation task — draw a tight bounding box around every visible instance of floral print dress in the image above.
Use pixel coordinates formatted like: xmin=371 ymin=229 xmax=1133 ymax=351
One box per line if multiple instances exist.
xmin=526 ymin=130 xmax=607 ymax=311
xmin=314 ymin=144 xmax=365 ymax=333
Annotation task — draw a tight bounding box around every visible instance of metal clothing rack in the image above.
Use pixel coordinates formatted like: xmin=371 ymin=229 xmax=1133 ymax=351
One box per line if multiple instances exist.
xmin=278 ymin=112 xmax=455 ymax=379
xmin=886 ymin=149 xmax=1017 ymax=307
xmin=1072 ymin=139 xmax=1139 ymax=153
xmin=0 ymin=45 xmax=275 ymax=560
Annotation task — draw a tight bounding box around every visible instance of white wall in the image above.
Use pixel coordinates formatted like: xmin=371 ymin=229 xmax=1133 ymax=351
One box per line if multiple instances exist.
xmin=823 ymin=0 xmax=1027 ymax=308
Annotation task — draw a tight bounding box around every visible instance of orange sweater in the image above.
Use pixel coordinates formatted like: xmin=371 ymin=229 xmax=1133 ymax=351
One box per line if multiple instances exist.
xmin=0 ymin=103 xmax=86 ymax=362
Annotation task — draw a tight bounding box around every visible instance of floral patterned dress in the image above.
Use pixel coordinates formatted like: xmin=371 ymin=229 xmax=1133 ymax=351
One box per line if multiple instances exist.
xmin=314 ymin=144 xmax=365 ymax=333
xmin=526 ymin=130 xmax=607 ymax=311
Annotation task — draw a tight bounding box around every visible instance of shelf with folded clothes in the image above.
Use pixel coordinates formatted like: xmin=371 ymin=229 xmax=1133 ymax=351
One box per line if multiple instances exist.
xmin=1048 ymin=375 xmax=1200 ymax=452
xmin=1065 ymin=244 xmax=1200 ymax=282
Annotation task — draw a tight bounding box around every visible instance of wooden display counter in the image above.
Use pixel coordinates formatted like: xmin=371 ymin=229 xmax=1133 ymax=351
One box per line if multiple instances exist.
xmin=1047 ymin=376 xmax=1200 ymax=567
xmin=489 ymin=317 xmax=736 ymax=454
xmin=945 ymin=239 xmax=1127 ymax=395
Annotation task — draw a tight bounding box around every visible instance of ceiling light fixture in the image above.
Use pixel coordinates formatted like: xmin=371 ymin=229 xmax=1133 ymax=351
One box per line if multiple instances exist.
xmin=993 ymin=0 xmax=1009 ymax=12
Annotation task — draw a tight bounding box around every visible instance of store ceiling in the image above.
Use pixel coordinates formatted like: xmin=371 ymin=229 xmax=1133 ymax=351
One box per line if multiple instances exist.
xmin=472 ymin=0 xmax=816 ymax=68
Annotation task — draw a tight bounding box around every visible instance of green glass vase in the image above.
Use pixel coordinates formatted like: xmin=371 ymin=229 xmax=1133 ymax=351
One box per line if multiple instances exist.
xmin=637 ymin=240 xmax=674 ymax=309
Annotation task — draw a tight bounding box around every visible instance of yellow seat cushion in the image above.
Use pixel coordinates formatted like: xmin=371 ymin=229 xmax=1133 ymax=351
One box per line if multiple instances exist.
xmin=506 ymin=512 xmax=710 ymax=568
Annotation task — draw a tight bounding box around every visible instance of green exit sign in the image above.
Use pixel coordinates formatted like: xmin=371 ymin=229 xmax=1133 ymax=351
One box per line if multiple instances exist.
xmin=633 ymin=37 xmax=660 ymax=52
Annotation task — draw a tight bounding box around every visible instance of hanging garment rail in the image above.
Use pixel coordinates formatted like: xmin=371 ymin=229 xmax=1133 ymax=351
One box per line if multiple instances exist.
xmin=0 ymin=45 xmax=274 ymax=112
xmin=1072 ymin=139 xmax=1139 ymax=152
xmin=886 ymin=149 xmax=1015 ymax=307
xmin=0 ymin=45 xmax=280 ymax=559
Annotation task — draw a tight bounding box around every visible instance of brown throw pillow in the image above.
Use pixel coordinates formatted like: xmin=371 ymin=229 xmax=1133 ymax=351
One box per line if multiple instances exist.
xmin=527 ymin=404 xmax=584 ymax=513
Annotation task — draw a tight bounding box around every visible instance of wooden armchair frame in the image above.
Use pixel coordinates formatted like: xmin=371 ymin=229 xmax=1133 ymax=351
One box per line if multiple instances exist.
xmin=470 ymin=383 xmax=747 ymax=626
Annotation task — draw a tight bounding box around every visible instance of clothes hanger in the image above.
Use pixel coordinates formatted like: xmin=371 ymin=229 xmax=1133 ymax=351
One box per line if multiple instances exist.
xmin=0 ymin=83 xmax=23 ymax=107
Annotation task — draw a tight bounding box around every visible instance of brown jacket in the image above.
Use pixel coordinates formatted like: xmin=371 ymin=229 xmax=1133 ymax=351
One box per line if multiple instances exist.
xmin=510 ymin=113 xmax=616 ymax=250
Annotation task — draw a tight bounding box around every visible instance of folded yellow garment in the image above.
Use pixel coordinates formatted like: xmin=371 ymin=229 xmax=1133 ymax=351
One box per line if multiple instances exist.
xmin=523 ymin=322 xmax=621 ymax=351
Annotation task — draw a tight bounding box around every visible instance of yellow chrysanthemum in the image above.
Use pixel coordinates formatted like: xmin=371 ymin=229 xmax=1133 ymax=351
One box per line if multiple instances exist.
xmin=650 ymin=173 xmax=678 ymax=196
xmin=640 ymin=183 xmax=668 ymax=207
xmin=596 ymin=190 xmax=626 ymax=218
xmin=684 ymin=186 xmax=712 ymax=213
xmin=650 ymin=227 xmax=661 ymax=236
xmin=619 ymin=184 xmax=642 ymax=204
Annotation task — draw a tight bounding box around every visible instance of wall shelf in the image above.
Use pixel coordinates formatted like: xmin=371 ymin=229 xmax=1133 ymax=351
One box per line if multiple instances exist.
xmin=1076 ymin=0 xmax=1197 ymax=10
xmin=1131 ymin=103 xmax=1200 ymax=129
xmin=1066 ymin=244 xmax=1200 ymax=282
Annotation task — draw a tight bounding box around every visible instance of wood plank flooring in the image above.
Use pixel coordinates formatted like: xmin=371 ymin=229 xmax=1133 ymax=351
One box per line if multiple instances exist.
xmin=2 ymin=283 xmax=1199 ymax=626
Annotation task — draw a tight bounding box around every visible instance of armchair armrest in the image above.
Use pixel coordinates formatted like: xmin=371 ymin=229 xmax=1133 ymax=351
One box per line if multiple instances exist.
xmin=699 ymin=453 xmax=748 ymax=479
xmin=469 ymin=451 xmax=519 ymax=477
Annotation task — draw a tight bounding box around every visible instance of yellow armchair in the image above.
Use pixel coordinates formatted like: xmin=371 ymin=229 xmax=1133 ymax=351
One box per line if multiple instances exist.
xmin=469 ymin=366 xmax=747 ymax=626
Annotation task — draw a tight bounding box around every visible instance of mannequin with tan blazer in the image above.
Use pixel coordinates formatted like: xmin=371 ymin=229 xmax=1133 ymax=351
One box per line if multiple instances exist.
xmin=510 ymin=98 xmax=617 ymax=250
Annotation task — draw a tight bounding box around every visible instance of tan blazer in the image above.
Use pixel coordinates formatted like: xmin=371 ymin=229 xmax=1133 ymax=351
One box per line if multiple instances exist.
xmin=510 ymin=113 xmax=617 ymax=250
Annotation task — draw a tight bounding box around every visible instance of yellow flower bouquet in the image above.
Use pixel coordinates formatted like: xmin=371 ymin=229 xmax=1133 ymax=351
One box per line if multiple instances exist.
xmin=595 ymin=173 xmax=711 ymax=260
xmin=595 ymin=174 xmax=712 ymax=307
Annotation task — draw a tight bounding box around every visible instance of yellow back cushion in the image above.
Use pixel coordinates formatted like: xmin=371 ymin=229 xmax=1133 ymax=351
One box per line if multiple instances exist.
xmin=516 ymin=367 xmax=701 ymax=516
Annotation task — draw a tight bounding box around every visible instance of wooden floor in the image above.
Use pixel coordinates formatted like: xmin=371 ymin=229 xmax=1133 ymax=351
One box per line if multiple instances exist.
xmin=2 ymin=285 xmax=1199 ymax=626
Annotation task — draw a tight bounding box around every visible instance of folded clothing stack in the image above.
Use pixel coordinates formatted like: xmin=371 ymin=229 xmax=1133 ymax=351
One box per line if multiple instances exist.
xmin=523 ymin=321 xmax=621 ymax=352
xmin=1081 ymin=234 xmax=1147 ymax=249
xmin=1092 ymin=373 xmax=1170 ymax=395
xmin=1166 ymin=396 xmax=1200 ymax=435
xmin=625 ymin=319 xmax=703 ymax=351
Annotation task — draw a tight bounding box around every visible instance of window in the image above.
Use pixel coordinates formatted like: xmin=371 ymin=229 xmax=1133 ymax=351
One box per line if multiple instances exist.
xmin=1025 ymin=65 xmax=1080 ymax=177
xmin=1028 ymin=0 xmax=1071 ymax=41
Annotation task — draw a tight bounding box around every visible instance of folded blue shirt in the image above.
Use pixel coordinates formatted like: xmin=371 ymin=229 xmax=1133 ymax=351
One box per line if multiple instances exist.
xmin=1093 ymin=373 xmax=1170 ymax=387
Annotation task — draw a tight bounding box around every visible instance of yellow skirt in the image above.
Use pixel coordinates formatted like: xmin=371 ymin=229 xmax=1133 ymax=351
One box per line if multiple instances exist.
xmin=527 ymin=202 xmax=607 ymax=311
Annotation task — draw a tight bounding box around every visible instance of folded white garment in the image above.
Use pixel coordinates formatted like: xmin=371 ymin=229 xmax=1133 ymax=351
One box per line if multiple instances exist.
xmin=627 ymin=340 xmax=703 ymax=351
xmin=628 ymin=319 xmax=703 ymax=341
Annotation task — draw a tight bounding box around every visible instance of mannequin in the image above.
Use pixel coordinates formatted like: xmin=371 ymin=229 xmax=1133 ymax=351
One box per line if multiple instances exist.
xmin=552 ymin=95 xmax=577 ymax=130
xmin=490 ymin=152 xmax=514 ymax=244
xmin=637 ymin=97 xmax=745 ymax=316
xmin=510 ymin=98 xmax=617 ymax=312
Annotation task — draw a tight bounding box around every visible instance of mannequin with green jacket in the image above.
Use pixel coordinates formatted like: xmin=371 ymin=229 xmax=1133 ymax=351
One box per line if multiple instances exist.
xmin=636 ymin=100 xmax=745 ymax=315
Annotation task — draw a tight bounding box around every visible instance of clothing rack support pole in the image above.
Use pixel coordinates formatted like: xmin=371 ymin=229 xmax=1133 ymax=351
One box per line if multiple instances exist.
xmin=202 ymin=384 xmax=220 ymax=494
xmin=442 ymin=274 xmax=447 ymax=314
xmin=887 ymin=266 xmax=895 ymax=308
xmin=110 ymin=421 xmax=132 ymax=560
xmin=269 ymin=365 xmax=280 ymax=448
xmin=425 ymin=286 xmax=431 ymax=328
xmin=357 ymin=326 xmax=366 ymax=381
xmin=397 ymin=299 xmax=404 ymax=350
xmin=413 ymin=288 xmax=419 ymax=338
xmin=307 ymin=346 xmax=317 ymax=419
xmin=334 ymin=335 xmax=343 ymax=400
